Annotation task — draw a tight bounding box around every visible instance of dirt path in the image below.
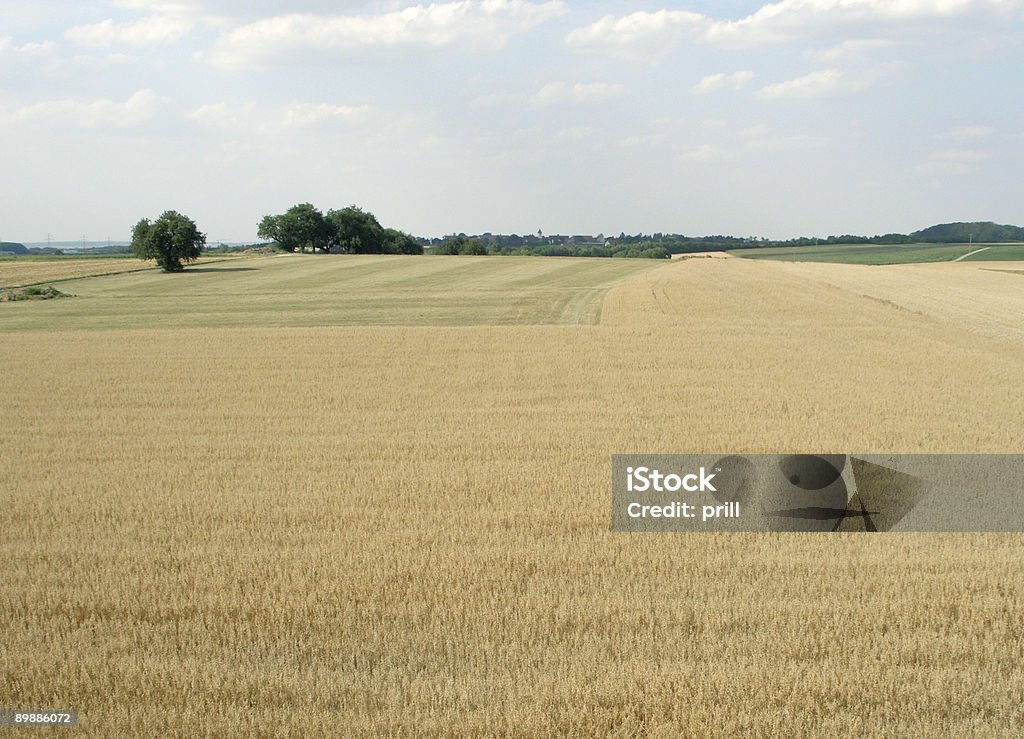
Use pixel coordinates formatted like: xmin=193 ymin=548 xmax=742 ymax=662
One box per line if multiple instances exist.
xmin=953 ymin=246 xmax=992 ymax=262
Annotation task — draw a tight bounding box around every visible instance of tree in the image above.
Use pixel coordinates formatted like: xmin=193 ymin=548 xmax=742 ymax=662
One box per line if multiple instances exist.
xmin=131 ymin=210 xmax=205 ymax=272
xmin=434 ymin=236 xmax=462 ymax=255
xmin=257 ymin=203 xmax=332 ymax=253
xmin=327 ymin=206 xmax=384 ymax=254
xmin=381 ymin=228 xmax=423 ymax=255
xmin=436 ymin=235 xmax=487 ymax=255
xmin=257 ymin=215 xmax=283 ymax=248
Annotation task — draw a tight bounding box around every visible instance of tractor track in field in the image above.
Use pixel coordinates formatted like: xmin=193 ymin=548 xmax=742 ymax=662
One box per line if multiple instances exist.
xmin=952 ymin=246 xmax=992 ymax=262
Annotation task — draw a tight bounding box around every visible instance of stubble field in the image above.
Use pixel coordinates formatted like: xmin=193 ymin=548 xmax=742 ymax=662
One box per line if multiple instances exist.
xmin=2 ymin=255 xmax=1023 ymax=736
xmin=0 ymin=254 xmax=655 ymax=330
xmin=0 ymin=255 xmax=245 ymax=290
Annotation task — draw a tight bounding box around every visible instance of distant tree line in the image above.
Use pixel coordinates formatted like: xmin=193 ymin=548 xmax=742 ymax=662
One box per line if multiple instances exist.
xmin=429 ymin=233 xmax=670 ymax=259
xmin=257 ymin=203 xmax=423 ymax=255
xmin=600 ymin=222 xmax=1024 ymax=253
xmin=650 ymin=233 xmax=916 ymax=252
xmin=424 ymin=221 xmax=1024 ymax=258
xmin=430 ymin=231 xmax=900 ymax=258
xmin=17 ymin=218 xmax=1024 ymax=268
xmin=910 ymin=222 xmax=1024 ymax=243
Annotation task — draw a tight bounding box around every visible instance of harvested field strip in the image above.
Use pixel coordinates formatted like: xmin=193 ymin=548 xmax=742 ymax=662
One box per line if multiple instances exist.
xmin=0 ymin=255 xmax=657 ymax=332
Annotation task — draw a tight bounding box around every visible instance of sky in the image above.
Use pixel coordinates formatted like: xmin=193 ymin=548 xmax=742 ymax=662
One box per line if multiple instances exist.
xmin=2 ymin=0 xmax=1023 ymax=243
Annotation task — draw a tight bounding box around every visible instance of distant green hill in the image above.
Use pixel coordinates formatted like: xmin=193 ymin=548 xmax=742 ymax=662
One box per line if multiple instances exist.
xmin=0 ymin=241 xmax=28 ymax=255
xmin=910 ymin=222 xmax=1024 ymax=243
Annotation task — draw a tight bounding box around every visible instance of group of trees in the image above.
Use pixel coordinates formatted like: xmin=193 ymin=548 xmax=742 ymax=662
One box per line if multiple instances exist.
xmin=434 ymin=235 xmax=489 ymax=255
xmin=127 ymin=203 xmax=423 ymax=272
xmin=257 ymin=203 xmax=422 ymax=255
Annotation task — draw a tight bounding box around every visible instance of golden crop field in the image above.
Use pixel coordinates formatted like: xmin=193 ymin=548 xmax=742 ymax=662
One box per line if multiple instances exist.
xmin=2 ymin=255 xmax=1023 ymax=737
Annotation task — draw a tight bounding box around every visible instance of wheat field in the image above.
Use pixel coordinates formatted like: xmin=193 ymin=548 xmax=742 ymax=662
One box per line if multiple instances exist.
xmin=2 ymin=256 xmax=1023 ymax=736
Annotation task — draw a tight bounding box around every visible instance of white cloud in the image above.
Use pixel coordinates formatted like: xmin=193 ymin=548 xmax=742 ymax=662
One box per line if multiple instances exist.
xmin=103 ymin=52 xmax=138 ymax=65
xmin=940 ymin=125 xmax=993 ymax=141
xmin=563 ymin=1 xmax=1023 ymax=57
xmin=743 ymin=129 xmax=830 ymax=151
xmin=533 ymin=82 xmax=567 ymax=104
xmin=692 ymin=70 xmax=754 ymax=94
xmin=534 ymin=81 xmax=626 ymax=105
xmin=915 ymin=163 xmax=966 ymax=175
xmin=805 ymin=38 xmax=896 ymax=62
xmin=0 ymin=36 xmax=55 ymax=55
xmin=557 ymin=126 xmax=593 ymax=141
xmin=706 ymin=0 xmax=1023 ymax=47
xmin=0 ymin=36 xmax=56 ymax=70
xmin=5 ymin=89 xmax=158 ymax=126
xmin=916 ymin=147 xmax=991 ymax=174
xmin=208 ymin=1 xmax=567 ymax=69
xmin=187 ymin=101 xmax=255 ymax=128
xmin=65 ymin=14 xmax=194 ymax=47
xmin=617 ymin=134 xmax=667 ymax=149
xmin=563 ymin=9 xmax=708 ymax=60
xmin=469 ymin=91 xmax=519 ymax=108
xmin=112 ymin=1 xmax=375 ymax=18
xmin=282 ymin=102 xmax=372 ymax=127
xmin=932 ymin=147 xmax=991 ymax=161
xmin=112 ymin=0 xmax=195 ymax=12
xmin=679 ymin=144 xmax=722 ymax=162
xmin=0 ymin=35 xmax=144 ymax=85
xmin=755 ymin=69 xmax=844 ymax=99
xmin=188 ymin=101 xmax=372 ymax=131
xmin=570 ymin=82 xmax=627 ymax=103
